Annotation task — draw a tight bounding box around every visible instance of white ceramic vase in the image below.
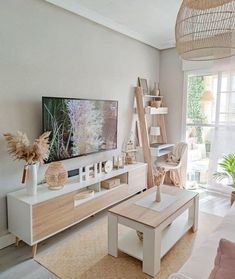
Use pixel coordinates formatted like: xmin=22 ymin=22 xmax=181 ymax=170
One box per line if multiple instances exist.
xmin=26 ymin=163 xmax=38 ymax=196
xmin=155 ymin=185 xmax=161 ymax=202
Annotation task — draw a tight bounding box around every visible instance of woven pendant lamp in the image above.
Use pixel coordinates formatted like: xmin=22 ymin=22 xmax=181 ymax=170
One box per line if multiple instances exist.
xmin=175 ymin=0 xmax=235 ymax=61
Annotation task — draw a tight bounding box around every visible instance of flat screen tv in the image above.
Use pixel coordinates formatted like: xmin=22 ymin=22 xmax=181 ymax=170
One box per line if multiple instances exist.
xmin=42 ymin=97 xmax=118 ymax=162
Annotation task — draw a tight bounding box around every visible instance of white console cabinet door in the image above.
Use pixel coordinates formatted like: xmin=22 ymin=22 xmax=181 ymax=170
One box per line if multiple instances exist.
xmin=8 ymin=196 xmax=32 ymax=245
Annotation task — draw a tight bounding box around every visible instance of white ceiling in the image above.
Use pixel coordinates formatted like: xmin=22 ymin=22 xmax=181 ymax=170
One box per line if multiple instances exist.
xmin=45 ymin=0 xmax=182 ymax=49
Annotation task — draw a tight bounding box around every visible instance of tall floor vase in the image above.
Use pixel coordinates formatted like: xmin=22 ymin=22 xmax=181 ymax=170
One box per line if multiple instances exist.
xmin=26 ymin=164 xmax=38 ymax=196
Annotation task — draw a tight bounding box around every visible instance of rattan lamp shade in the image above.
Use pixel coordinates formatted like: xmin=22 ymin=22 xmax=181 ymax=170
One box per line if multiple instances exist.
xmin=176 ymin=0 xmax=235 ymax=61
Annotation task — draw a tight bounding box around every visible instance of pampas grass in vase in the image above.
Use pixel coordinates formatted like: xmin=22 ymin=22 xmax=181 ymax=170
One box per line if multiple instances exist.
xmin=154 ymin=167 xmax=166 ymax=202
xmin=4 ymin=131 xmax=51 ymax=196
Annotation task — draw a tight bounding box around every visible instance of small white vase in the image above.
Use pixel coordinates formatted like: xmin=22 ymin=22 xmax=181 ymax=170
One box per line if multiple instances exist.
xmin=25 ymin=163 xmax=38 ymax=196
xmin=156 ymin=185 xmax=161 ymax=202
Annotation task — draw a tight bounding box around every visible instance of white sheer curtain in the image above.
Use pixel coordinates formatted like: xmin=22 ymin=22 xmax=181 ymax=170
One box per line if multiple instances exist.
xmin=208 ymin=71 xmax=235 ymax=193
xmin=183 ymin=58 xmax=235 ymax=193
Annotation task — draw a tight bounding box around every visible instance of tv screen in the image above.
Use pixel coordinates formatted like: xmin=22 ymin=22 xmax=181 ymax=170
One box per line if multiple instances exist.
xmin=42 ymin=97 xmax=118 ymax=162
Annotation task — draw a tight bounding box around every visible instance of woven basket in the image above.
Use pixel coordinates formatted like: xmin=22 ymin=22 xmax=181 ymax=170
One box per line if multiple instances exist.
xmin=149 ymin=100 xmax=162 ymax=108
xmin=45 ymin=162 xmax=68 ymax=190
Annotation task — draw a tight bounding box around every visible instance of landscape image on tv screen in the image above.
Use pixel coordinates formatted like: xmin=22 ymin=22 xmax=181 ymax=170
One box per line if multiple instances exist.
xmin=43 ymin=97 xmax=118 ymax=162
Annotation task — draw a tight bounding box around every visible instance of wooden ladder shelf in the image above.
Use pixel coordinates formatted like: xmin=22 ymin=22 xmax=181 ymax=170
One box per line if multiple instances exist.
xmin=135 ymin=86 xmax=173 ymax=188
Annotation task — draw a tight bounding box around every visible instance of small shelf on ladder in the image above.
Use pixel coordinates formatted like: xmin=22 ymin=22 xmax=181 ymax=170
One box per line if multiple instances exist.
xmin=143 ymin=94 xmax=161 ymax=98
xmin=150 ymin=143 xmax=174 ymax=157
xmin=145 ymin=106 xmax=168 ymax=115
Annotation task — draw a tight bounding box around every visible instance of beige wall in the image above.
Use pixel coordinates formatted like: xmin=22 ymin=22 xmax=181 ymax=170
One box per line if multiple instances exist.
xmin=0 ymin=0 xmax=160 ymax=238
xmin=159 ymin=48 xmax=184 ymax=144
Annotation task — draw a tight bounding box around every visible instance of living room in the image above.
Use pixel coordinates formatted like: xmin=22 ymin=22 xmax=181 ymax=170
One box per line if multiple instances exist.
xmin=0 ymin=1 xmax=235 ymax=278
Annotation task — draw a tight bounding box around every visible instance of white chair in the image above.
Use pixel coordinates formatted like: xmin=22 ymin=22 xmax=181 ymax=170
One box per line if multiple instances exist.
xmin=156 ymin=142 xmax=188 ymax=188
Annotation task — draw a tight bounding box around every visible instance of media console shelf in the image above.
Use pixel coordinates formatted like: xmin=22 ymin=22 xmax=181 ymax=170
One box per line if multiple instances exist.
xmin=7 ymin=162 xmax=147 ymax=257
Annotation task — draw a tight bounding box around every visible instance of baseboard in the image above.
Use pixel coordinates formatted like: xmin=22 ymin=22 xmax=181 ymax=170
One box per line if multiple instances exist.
xmin=0 ymin=233 xmax=15 ymax=249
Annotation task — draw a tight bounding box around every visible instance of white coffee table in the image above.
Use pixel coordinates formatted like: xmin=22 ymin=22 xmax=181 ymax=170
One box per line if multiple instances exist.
xmin=108 ymin=185 xmax=199 ymax=277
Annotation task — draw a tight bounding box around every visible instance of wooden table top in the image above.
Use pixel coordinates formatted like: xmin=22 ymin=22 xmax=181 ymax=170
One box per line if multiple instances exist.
xmin=109 ymin=185 xmax=198 ymax=228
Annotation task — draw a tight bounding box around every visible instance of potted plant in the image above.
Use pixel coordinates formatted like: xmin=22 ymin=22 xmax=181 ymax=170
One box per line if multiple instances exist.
xmin=213 ymin=154 xmax=235 ymax=205
xmin=4 ymin=131 xmax=51 ymax=196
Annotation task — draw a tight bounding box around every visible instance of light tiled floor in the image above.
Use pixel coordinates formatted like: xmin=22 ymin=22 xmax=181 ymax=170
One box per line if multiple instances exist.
xmin=199 ymin=191 xmax=231 ymax=217
xmin=0 ymin=190 xmax=231 ymax=279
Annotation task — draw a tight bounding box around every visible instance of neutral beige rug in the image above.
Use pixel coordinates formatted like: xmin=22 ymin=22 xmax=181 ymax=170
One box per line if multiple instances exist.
xmin=36 ymin=212 xmax=222 ymax=279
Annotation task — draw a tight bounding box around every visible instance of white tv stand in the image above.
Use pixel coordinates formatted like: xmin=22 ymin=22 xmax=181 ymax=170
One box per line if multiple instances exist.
xmin=7 ymin=162 xmax=147 ymax=257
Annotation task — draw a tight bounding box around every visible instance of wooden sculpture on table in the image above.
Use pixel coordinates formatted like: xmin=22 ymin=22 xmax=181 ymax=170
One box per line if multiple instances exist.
xmin=45 ymin=162 xmax=68 ymax=190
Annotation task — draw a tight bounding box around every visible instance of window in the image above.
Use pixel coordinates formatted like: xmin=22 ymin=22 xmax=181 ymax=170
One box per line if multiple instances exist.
xmin=185 ymin=71 xmax=235 ymax=191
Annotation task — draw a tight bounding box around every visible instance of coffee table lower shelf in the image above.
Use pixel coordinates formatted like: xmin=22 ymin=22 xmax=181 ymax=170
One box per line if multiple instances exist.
xmin=118 ymin=211 xmax=193 ymax=261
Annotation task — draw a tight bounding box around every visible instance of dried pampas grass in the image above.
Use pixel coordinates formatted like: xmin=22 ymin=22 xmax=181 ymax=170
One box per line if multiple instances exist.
xmin=153 ymin=167 xmax=166 ymax=186
xmin=4 ymin=131 xmax=51 ymax=164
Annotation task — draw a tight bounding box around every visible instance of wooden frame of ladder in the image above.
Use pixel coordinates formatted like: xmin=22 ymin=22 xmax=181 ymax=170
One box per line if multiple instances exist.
xmin=135 ymin=86 xmax=169 ymax=188
xmin=135 ymin=87 xmax=154 ymax=188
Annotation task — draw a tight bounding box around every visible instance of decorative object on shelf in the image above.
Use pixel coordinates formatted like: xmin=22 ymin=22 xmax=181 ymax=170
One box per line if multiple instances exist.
xmin=45 ymin=162 xmax=68 ymax=190
xmin=94 ymin=163 xmax=98 ymax=178
xmin=78 ymin=162 xmax=103 ymax=182
xmin=213 ymin=154 xmax=235 ymax=205
xmin=113 ymin=155 xmax=125 ymax=169
xmin=79 ymin=166 xmax=85 ymax=182
xmin=74 ymin=189 xmax=94 ymax=200
xmin=119 ymin=155 xmax=125 ymax=168
xmin=138 ymin=77 xmax=148 ymax=95
xmin=152 ymin=82 xmax=160 ymax=96
xmin=101 ymin=178 xmax=121 ymax=189
xmin=113 ymin=156 xmax=118 ymax=169
xmin=126 ymin=138 xmax=135 ymax=150
xmin=85 ymin=164 xmax=95 ymax=180
xmin=123 ymin=139 xmax=137 ymax=164
xmin=4 ymin=131 xmax=51 ymax=196
xmin=103 ymin=160 xmax=113 ymax=173
xmin=98 ymin=161 xmax=102 ymax=174
xmin=154 ymin=168 xmax=166 ymax=202
xmin=149 ymin=96 xmax=162 ymax=108
xmin=176 ymin=0 xmax=235 ymax=61
xmin=121 ymin=153 xmax=126 ymax=167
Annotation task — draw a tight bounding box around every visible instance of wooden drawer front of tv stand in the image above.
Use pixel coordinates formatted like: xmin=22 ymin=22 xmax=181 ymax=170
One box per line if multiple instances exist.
xmin=32 ymin=193 xmax=74 ymax=242
xmin=32 ymin=164 xmax=147 ymax=242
